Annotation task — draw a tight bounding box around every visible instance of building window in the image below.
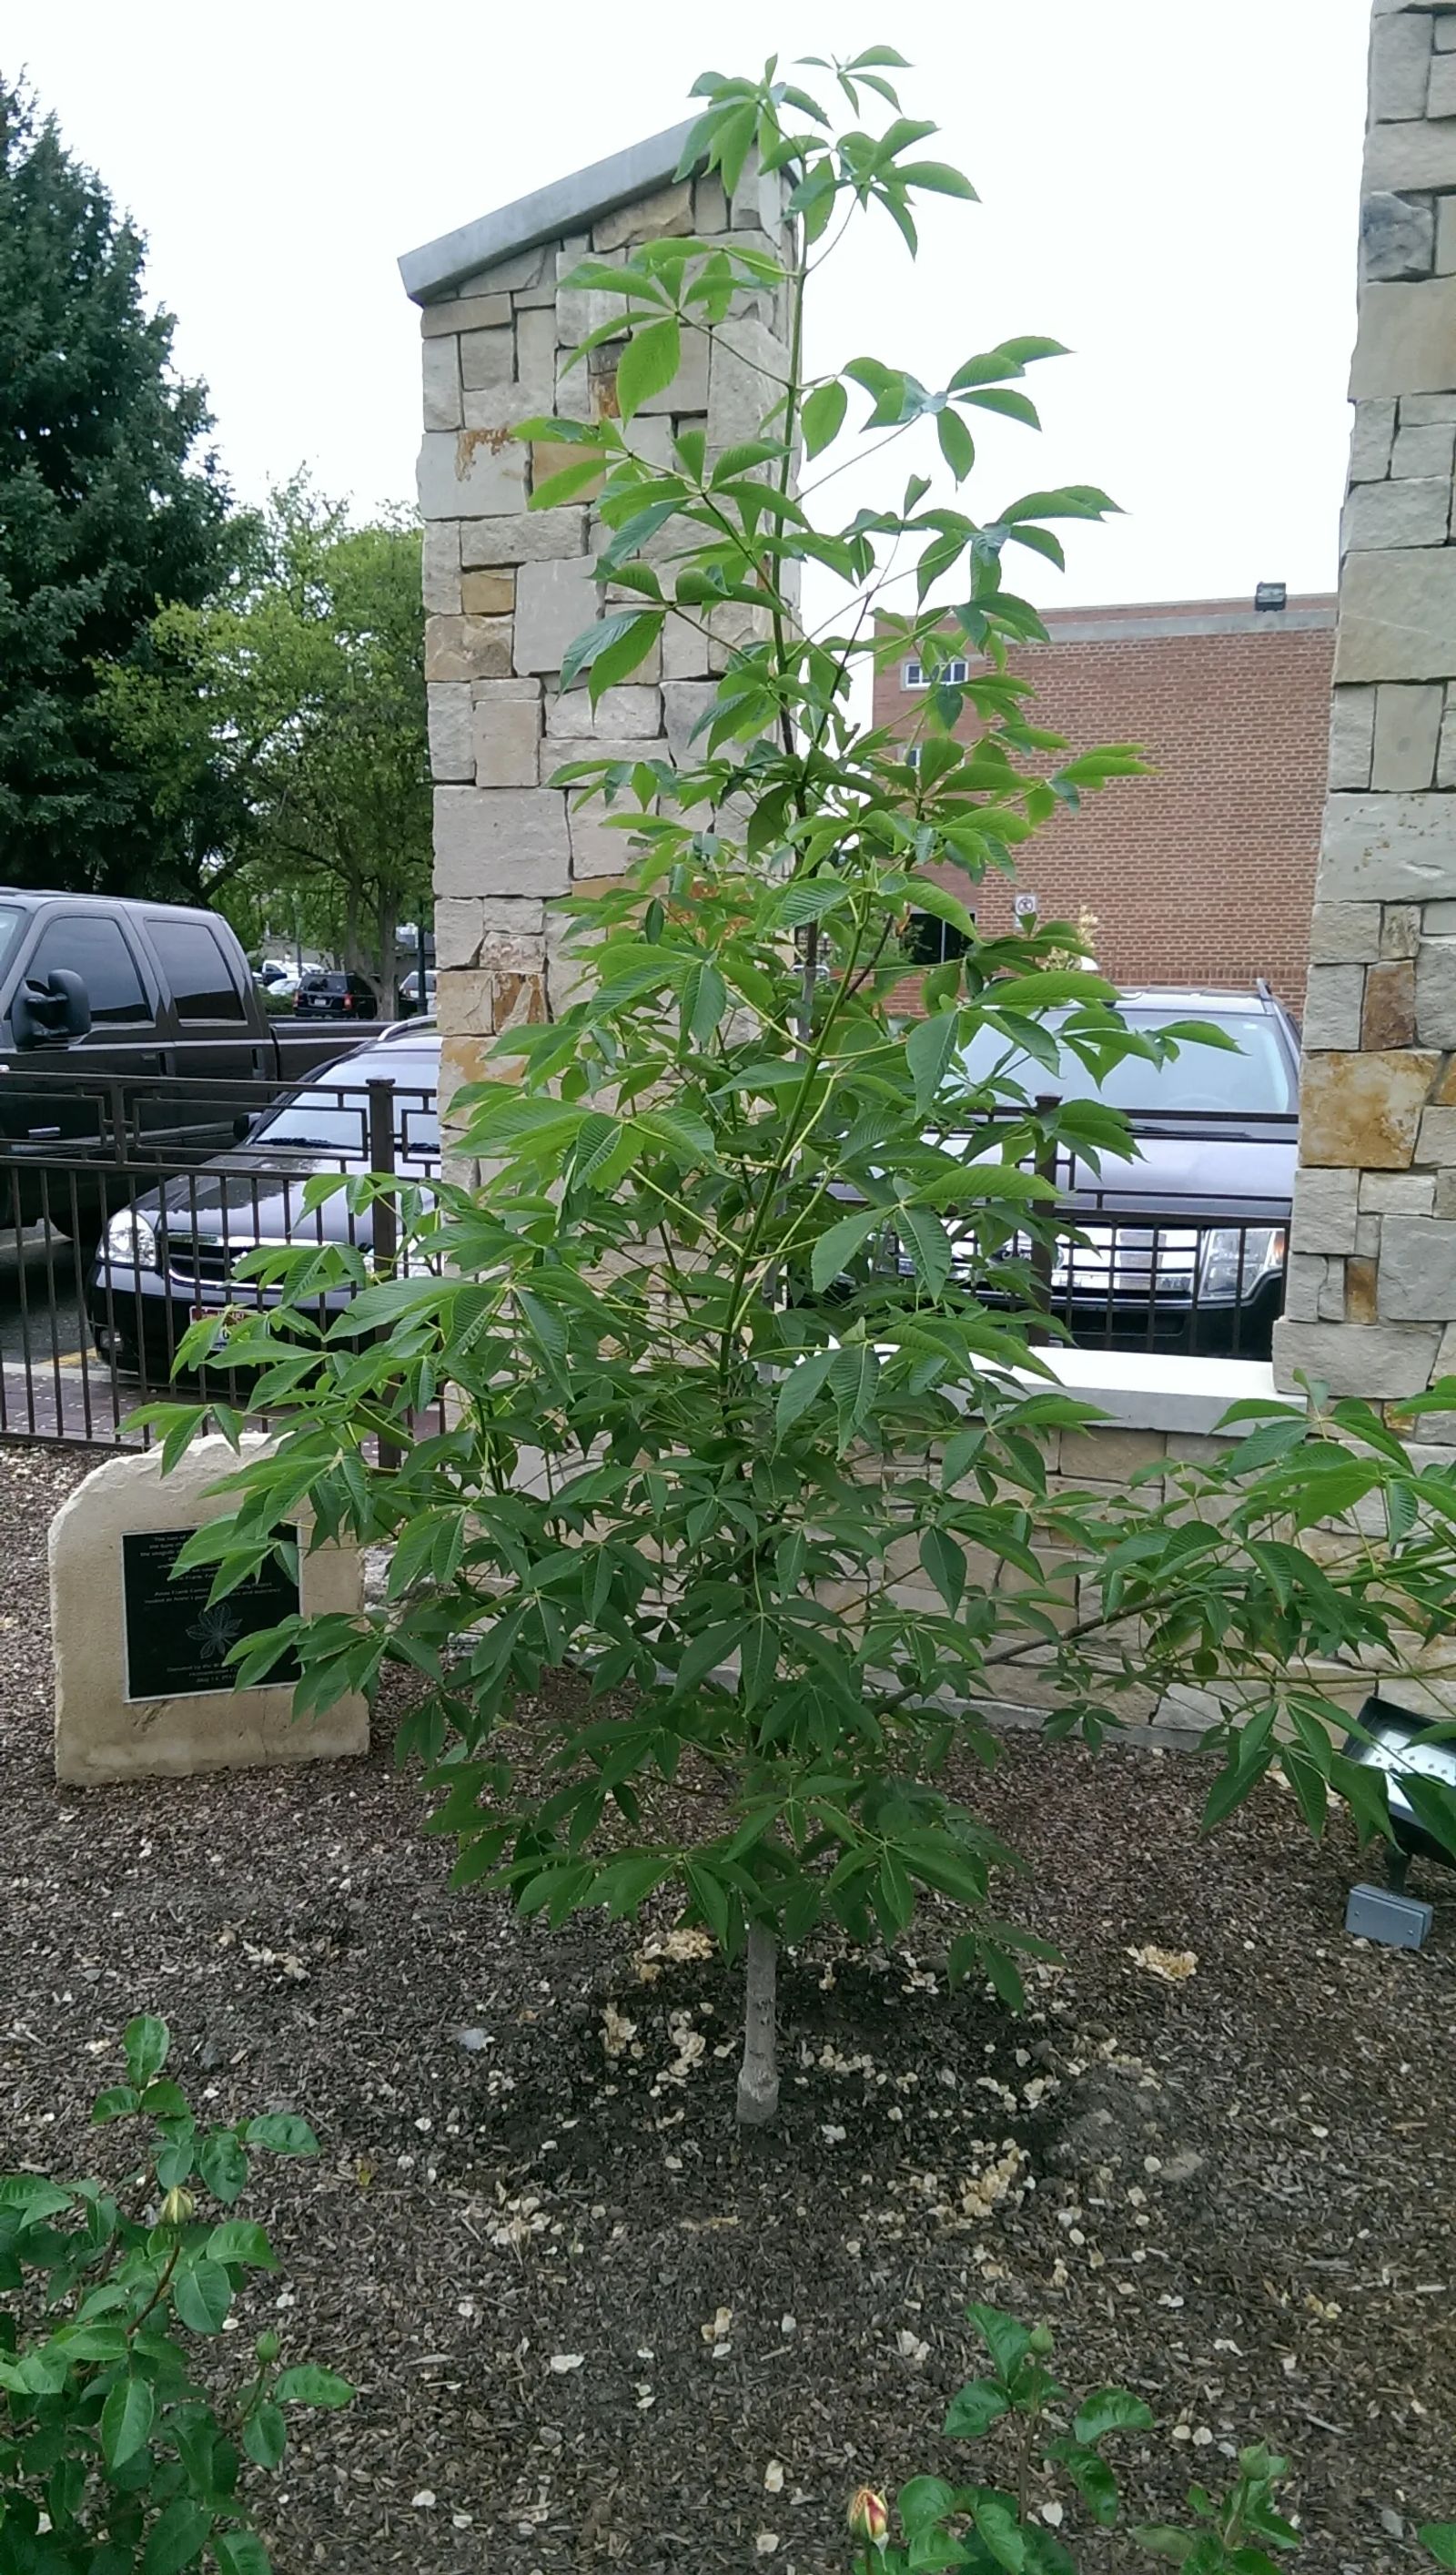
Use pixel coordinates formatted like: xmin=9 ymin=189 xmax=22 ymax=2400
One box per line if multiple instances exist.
xmin=904 ymin=656 xmax=967 ymax=689
xmin=904 ymin=743 xmax=920 ymax=769
xmin=903 ymin=911 xmax=973 ymax=967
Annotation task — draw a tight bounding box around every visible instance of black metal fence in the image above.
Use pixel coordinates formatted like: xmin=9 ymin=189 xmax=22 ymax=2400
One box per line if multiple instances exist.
xmin=0 ymin=1067 xmax=437 ymax=1446
xmin=0 ymin=1075 xmax=1292 ymax=1450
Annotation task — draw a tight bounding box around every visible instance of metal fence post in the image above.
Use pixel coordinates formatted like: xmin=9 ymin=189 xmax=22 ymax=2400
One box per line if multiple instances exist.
xmin=1029 ymin=1093 xmax=1059 ymax=1343
xmin=367 ymin=1080 xmax=402 ymax=1472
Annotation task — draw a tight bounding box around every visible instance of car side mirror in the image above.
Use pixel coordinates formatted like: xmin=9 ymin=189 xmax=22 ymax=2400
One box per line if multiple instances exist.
xmin=12 ymin=968 xmax=92 ymax=1048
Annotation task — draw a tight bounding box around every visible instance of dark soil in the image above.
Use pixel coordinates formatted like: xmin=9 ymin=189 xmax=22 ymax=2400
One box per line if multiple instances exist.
xmin=2 ymin=1441 xmax=1454 ymax=2575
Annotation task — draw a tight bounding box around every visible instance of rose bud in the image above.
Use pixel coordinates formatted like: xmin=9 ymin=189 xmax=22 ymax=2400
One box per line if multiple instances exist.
xmin=846 ymin=2487 xmax=890 ymax=2549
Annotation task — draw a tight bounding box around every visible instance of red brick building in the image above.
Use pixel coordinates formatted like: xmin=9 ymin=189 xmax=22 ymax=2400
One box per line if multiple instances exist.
xmin=874 ymin=593 xmax=1335 ymax=1012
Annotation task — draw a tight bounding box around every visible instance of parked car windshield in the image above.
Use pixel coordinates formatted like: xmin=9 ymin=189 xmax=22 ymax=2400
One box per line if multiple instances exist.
xmin=957 ymin=1009 xmax=1295 ymax=1116
xmin=252 ymin=1059 xmax=440 ymax=1159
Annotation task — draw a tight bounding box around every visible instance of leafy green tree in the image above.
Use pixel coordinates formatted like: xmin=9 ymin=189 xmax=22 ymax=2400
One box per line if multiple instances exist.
xmin=146 ymin=50 xmax=1456 ymax=2127
xmin=106 ymin=482 xmax=430 ymax=1011
xmin=0 ymin=76 xmax=231 ymax=893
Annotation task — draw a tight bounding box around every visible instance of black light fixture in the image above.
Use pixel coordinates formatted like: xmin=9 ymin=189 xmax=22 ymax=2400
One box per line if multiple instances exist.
xmin=1254 ymin=581 xmax=1288 ymax=613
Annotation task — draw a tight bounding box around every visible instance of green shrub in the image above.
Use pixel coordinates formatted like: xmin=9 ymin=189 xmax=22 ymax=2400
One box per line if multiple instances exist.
xmin=847 ymin=2306 xmax=1451 ymax=2574
xmin=0 ymin=2016 xmax=350 ymax=2573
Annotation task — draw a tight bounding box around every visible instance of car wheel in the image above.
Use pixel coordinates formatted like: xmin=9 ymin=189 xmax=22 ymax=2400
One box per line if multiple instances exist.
xmin=44 ymin=1210 xmax=104 ymax=1256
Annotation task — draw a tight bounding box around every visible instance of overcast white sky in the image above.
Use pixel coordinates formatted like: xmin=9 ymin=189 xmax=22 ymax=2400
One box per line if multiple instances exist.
xmin=10 ymin=0 xmax=1371 ymax=611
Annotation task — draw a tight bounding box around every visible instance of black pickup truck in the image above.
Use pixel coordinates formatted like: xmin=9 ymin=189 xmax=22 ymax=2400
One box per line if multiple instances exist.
xmin=0 ymin=889 xmax=389 ymax=1235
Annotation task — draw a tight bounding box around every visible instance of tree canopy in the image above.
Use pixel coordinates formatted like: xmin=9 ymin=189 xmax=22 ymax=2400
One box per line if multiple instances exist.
xmin=0 ymin=76 xmax=232 ymax=891
xmin=106 ymin=482 xmax=431 ymax=1010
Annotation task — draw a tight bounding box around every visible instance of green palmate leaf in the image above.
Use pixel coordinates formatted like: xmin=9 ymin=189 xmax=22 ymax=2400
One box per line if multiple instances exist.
xmin=962 ymin=385 xmax=1041 ymax=427
xmin=1421 ymin=2528 xmax=1456 ymax=2568
xmin=900 ymin=1205 xmax=954 ymax=1297
xmin=906 ymin=1008 xmax=960 ymax=1112
xmin=559 ymin=607 xmax=663 ymax=699
xmin=682 ymin=959 xmax=727 ymax=1048
xmin=919 ymin=1525 xmax=966 ymax=1613
xmin=936 ymin=405 xmax=976 ymax=482
xmin=829 ymin=1344 xmax=882 ymax=1445
xmin=777 ymin=877 xmax=850 ymax=927
xmin=898 ymin=158 xmax=979 ymax=198
xmin=810 ymin=1206 xmax=885 ymax=1292
xmin=617 ymin=317 xmax=682 ymax=421
xmin=906 ymin=878 xmax=978 ymax=939
xmin=802 ymin=379 xmax=848 ymax=458
xmin=775 ymin=1348 xmax=835 ymax=1439
xmin=527 ymin=454 xmax=609 ymax=510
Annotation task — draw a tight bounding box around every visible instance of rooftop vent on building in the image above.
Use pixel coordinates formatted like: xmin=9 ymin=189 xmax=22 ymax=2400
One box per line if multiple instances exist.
xmin=1254 ymin=581 xmax=1287 ymax=613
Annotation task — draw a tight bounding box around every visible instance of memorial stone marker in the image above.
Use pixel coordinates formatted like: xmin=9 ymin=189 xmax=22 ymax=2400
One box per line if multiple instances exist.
xmin=50 ymin=1436 xmax=368 ymax=1783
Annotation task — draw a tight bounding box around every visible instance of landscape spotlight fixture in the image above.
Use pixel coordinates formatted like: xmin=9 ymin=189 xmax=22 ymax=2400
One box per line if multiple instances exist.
xmin=1254 ymin=581 xmax=1288 ymax=613
xmin=1341 ymin=1695 xmax=1456 ymax=1949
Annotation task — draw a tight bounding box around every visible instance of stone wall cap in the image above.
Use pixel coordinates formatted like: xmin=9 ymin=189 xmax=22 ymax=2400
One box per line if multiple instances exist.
xmin=1016 ymin=1349 xmax=1292 ymax=1436
xmin=400 ymin=119 xmax=702 ymax=305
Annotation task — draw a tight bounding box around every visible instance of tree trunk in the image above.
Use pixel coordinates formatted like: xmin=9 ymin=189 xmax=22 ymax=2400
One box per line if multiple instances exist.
xmin=375 ymin=893 xmax=398 ymax=1020
xmin=736 ymin=1921 xmax=779 ymax=2126
xmin=343 ymin=880 xmax=361 ymax=979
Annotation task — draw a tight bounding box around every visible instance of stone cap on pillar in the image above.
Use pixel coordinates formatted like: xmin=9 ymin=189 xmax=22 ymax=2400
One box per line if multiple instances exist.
xmin=399 ymin=118 xmax=702 ymax=306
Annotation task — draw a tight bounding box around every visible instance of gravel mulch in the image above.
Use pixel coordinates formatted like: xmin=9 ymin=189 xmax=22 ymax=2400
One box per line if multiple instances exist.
xmin=1 ymin=1440 xmax=1453 ymax=2575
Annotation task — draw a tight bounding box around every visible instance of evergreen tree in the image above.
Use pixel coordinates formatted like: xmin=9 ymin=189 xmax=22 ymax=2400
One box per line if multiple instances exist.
xmin=0 ymin=77 xmax=231 ymax=891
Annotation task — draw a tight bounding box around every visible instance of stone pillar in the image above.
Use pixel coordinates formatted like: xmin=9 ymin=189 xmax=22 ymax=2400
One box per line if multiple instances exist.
xmin=1274 ymin=0 xmax=1456 ymax=1405
xmin=398 ymin=127 xmax=795 ymax=1110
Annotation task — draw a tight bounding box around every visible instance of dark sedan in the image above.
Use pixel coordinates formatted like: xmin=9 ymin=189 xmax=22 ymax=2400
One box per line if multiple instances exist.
xmin=87 ymin=1040 xmax=439 ymax=1383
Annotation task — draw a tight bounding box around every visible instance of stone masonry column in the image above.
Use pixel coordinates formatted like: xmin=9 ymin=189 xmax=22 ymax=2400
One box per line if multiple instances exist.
xmin=398 ymin=130 xmax=795 ymax=1113
xmin=1275 ymin=0 xmax=1456 ymax=1405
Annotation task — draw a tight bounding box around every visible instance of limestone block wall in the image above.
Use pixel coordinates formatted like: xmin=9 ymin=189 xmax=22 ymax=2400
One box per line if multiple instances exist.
xmin=400 ymin=132 xmax=795 ymax=1109
xmin=1276 ymin=0 xmax=1456 ymax=1404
